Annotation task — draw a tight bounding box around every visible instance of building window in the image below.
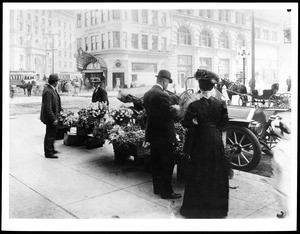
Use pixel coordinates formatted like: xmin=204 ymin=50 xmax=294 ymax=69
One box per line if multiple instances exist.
xmin=101 ymin=34 xmax=105 ymax=49
xmin=131 ymin=10 xmax=138 ymax=22
xmin=101 ymin=10 xmax=105 ymax=23
xmin=161 ymin=37 xmax=167 ymax=51
xmin=219 ymin=33 xmax=229 ymax=49
xmin=35 ymin=16 xmax=38 ymax=23
xmin=108 ymin=32 xmax=111 ymax=48
xmin=271 ymin=31 xmax=277 ymax=41
xmin=27 ymin=13 xmax=31 ymax=20
xmin=218 ymin=59 xmax=230 ymax=77
xmin=107 ymin=10 xmax=111 ymax=21
xmin=42 ymin=18 xmax=45 ymax=25
xmin=263 ymin=29 xmax=269 ymax=40
xmin=64 ymin=61 xmax=67 ymax=68
xmin=58 ymin=20 xmax=61 ymax=27
xmin=235 ymin=11 xmax=244 ymax=24
xmin=152 ymin=10 xmax=158 ymax=25
xmin=48 ymin=20 xmax=51 ymax=26
xmin=91 ymin=35 xmax=98 ymax=50
xmin=77 ymin=14 xmax=81 ymax=28
xmin=25 ymin=24 xmax=30 ymax=34
xmin=142 ymin=35 xmax=148 ymax=50
xmin=42 ymin=28 xmax=45 ymax=36
xmin=91 ymin=10 xmax=98 ymax=25
xmin=58 ymin=40 xmax=61 ymax=47
xmin=206 ymin=10 xmax=213 ymax=19
xmin=178 ymin=55 xmax=192 ymax=66
xmin=113 ymin=31 xmax=120 ymax=48
xmin=123 ymin=32 xmax=127 ymax=48
xmin=59 ymin=61 xmax=62 ymax=68
xmin=113 ymin=10 xmax=120 ymax=19
xmin=35 ymin=26 xmax=38 ymax=35
xmin=48 ymin=11 xmax=52 ymax=18
xmin=59 ymin=50 xmax=61 ymax=57
xmin=69 ymin=52 xmax=72 ymax=58
xmin=160 ymin=12 xmax=167 ymax=26
xmin=152 ymin=36 xmax=158 ymax=51
xmin=199 ymin=10 xmax=204 ymax=17
xmin=85 ymin=12 xmax=88 ymax=26
xmin=199 ymin=57 xmax=212 ymax=70
xmin=64 ymin=22 xmax=66 ymax=29
xmin=219 ymin=10 xmax=229 ymax=21
xmin=70 ymin=62 xmax=72 ymax=68
xmin=19 ymin=37 xmax=23 ymax=45
xmin=199 ymin=30 xmax=212 ymax=47
xmin=178 ymin=27 xmax=191 ymax=45
xmin=18 ymin=22 xmax=23 ymax=31
xmin=142 ymin=10 xmax=148 ymax=24
xmin=131 ymin=33 xmax=138 ymax=49
xmin=85 ymin=37 xmax=88 ymax=51
xmin=255 ymin=28 xmax=260 ymax=39
xmin=42 ymin=10 xmax=45 ymax=16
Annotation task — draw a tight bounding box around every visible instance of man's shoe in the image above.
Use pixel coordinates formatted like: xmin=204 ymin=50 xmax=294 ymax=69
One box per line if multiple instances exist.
xmin=53 ymin=150 xmax=60 ymax=154
xmin=45 ymin=155 xmax=59 ymax=159
xmin=161 ymin=193 xmax=182 ymax=199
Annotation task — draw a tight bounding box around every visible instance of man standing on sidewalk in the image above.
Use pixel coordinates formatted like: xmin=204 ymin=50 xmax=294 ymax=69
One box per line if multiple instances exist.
xmin=143 ymin=69 xmax=181 ymax=199
xmin=40 ymin=74 xmax=62 ymax=159
xmin=91 ymin=77 xmax=109 ymax=105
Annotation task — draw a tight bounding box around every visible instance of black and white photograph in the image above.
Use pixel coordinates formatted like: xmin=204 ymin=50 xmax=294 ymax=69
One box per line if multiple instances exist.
xmin=2 ymin=2 xmax=298 ymax=231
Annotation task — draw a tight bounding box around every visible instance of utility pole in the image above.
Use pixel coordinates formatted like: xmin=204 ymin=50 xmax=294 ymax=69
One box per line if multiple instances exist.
xmin=45 ymin=33 xmax=59 ymax=74
xmin=251 ymin=10 xmax=255 ymax=92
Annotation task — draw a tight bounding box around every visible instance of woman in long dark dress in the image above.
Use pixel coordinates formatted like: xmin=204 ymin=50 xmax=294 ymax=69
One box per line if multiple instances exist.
xmin=179 ymin=69 xmax=230 ymax=218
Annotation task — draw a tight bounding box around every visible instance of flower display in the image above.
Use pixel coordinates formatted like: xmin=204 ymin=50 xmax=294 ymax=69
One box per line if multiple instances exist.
xmin=77 ymin=108 xmax=89 ymax=127
xmin=109 ymin=106 xmax=134 ymax=126
xmin=108 ymin=125 xmax=145 ymax=146
xmin=92 ymin=115 xmax=115 ymax=139
xmin=58 ymin=110 xmax=76 ymax=128
xmin=88 ymin=101 xmax=108 ymax=119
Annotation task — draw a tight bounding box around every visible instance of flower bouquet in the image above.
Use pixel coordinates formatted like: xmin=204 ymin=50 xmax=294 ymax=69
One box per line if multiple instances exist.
xmin=56 ymin=110 xmax=75 ymax=140
xmin=87 ymin=101 xmax=108 ymax=122
xmin=109 ymin=106 xmax=134 ymax=126
xmin=77 ymin=108 xmax=92 ymax=136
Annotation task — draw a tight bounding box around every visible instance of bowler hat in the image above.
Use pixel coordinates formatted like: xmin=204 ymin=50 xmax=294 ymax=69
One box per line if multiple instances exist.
xmin=156 ymin=69 xmax=173 ymax=83
xmin=194 ymin=69 xmax=219 ymax=84
xmin=91 ymin=77 xmax=102 ymax=83
xmin=48 ymin=74 xmax=59 ymax=83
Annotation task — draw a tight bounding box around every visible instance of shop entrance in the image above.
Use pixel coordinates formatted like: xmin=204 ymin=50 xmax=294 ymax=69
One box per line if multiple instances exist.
xmin=113 ymin=73 xmax=125 ymax=89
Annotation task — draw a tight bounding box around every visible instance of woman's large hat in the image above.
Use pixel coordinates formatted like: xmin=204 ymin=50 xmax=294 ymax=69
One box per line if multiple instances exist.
xmin=156 ymin=69 xmax=173 ymax=83
xmin=271 ymin=117 xmax=291 ymax=140
xmin=194 ymin=69 xmax=219 ymax=84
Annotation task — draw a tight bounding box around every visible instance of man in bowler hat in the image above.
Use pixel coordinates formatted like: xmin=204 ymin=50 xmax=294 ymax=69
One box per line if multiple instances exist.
xmin=143 ymin=69 xmax=181 ymax=199
xmin=91 ymin=77 xmax=109 ymax=105
xmin=40 ymin=74 xmax=62 ymax=159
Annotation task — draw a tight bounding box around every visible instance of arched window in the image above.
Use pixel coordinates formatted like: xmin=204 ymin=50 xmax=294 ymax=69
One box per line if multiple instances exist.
xmin=199 ymin=30 xmax=212 ymax=47
xmin=236 ymin=36 xmax=245 ymax=49
xmin=178 ymin=27 xmax=191 ymax=45
xmin=219 ymin=33 xmax=229 ymax=49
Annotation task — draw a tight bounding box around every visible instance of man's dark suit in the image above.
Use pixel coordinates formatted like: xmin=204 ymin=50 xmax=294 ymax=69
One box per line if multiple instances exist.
xmin=92 ymin=87 xmax=109 ymax=105
xmin=40 ymin=84 xmax=61 ymax=157
xmin=143 ymin=85 xmax=177 ymax=197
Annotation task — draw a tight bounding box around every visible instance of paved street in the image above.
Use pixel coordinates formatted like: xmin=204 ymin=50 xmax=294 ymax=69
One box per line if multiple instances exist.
xmin=3 ymin=102 xmax=296 ymax=231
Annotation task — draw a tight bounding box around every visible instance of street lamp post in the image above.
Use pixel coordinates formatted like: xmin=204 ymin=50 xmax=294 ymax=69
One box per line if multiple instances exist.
xmin=238 ymin=46 xmax=250 ymax=85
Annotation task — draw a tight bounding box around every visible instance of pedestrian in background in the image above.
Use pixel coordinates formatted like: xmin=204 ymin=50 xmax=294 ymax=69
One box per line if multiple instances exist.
xmin=143 ymin=69 xmax=182 ymax=200
xmin=40 ymin=74 xmax=62 ymax=159
xmin=179 ymin=69 xmax=230 ymax=218
xmin=271 ymin=117 xmax=291 ymax=218
xmin=27 ymin=81 xmax=33 ymax=97
xmin=91 ymin=77 xmax=109 ymax=105
xmin=286 ymin=76 xmax=291 ymax=92
xmin=73 ymin=78 xmax=80 ymax=97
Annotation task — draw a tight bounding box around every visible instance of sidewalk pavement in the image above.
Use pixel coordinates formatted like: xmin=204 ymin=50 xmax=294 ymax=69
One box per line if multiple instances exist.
xmin=3 ymin=113 xmax=296 ymax=231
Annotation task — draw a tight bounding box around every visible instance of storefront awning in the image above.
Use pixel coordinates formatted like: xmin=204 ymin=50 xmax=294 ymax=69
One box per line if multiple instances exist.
xmin=76 ymin=47 xmax=107 ymax=70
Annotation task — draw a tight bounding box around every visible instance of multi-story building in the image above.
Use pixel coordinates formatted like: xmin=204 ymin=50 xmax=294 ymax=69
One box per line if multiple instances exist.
xmin=75 ymin=9 xmax=289 ymax=91
xmin=10 ymin=10 xmax=76 ymax=78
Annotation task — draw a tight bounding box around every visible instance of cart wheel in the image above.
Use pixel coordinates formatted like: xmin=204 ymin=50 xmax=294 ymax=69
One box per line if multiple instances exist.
xmin=278 ymin=93 xmax=291 ymax=109
xmin=226 ymin=126 xmax=262 ymax=172
xmin=268 ymin=94 xmax=280 ymax=108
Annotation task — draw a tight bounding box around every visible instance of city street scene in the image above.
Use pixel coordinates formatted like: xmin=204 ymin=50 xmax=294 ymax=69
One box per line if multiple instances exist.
xmin=3 ymin=2 xmax=298 ymax=232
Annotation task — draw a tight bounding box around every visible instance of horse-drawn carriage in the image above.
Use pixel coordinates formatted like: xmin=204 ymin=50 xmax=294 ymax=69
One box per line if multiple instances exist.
xmin=217 ymin=78 xmax=291 ymax=109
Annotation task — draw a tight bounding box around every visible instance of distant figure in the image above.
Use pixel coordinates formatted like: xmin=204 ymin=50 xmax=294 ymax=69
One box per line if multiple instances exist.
xmin=286 ymin=76 xmax=291 ymax=92
xmin=21 ymin=79 xmax=27 ymax=95
xmin=91 ymin=77 xmax=109 ymax=105
xmin=271 ymin=83 xmax=279 ymax=95
xmin=73 ymin=78 xmax=80 ymax=97
xmin=248 ymin=76 xmax=256 ymax=94
xmin=27 ymin=81 xmax=33 ymax=96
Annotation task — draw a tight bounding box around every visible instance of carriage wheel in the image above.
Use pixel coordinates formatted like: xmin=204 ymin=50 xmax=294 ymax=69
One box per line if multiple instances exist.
xmin=278 ymin=93 xmax=291 ymax=109
xmin=268 ymin=94 xmax=280 ymax=108
xmin=226 ymin=126 xmax=262 ymax=172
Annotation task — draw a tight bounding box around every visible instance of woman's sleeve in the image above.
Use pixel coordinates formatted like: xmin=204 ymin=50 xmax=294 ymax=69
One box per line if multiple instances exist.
xmin=181 ymin=103 xmax=195 ymax=129
xmin=218 ymin=100 xmax=229 ymax=132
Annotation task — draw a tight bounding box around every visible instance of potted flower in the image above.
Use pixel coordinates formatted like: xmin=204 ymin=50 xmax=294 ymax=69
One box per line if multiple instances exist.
xmin=56 ymin=110 xmax=75 ymax=139
xmin=109 ymin=106 xmax=134 ymax=126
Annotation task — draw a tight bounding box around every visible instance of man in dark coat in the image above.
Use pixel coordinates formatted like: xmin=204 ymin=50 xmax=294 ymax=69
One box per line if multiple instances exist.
xmin=40 ymin=74 xmax=62 ymax=159
xmin=143 ymin=69 xmax=181 ymax=199
xmin=91 ymin=77 xmax=109 ymax=105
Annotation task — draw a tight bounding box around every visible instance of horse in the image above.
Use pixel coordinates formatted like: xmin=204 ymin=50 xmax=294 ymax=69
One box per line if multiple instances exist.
xmin=216 ymin=78 xmax=248 ymax=106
